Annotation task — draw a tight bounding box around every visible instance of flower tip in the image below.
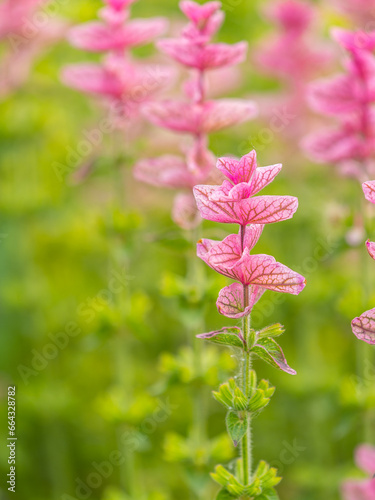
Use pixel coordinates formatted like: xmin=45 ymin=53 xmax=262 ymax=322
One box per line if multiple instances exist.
xmin=197 ymin=239 xmax=203 ymax=244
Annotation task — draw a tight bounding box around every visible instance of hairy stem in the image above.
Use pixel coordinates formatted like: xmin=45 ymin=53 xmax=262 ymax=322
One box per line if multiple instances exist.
xmin=240 ymin=225 xmax=253 ymax=485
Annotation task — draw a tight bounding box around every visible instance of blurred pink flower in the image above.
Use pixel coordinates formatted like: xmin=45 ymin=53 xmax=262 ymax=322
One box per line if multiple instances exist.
xmin=303 ymin=28 xmax=375 ymax=180
xmin=0 ymin=0 xmax=43 ymax=39
xmin=257 ymin=0 xmax=328 ymax=83
xmin=135 ymin=0 xmax=257 ymax=231
xmin=68 ymin=17 xmax=167 ymax=52
xmin=63 ymin=0 xmax=170 ymax=130
xmin=144 ymin=98 xmax=256 ymax=134
xmin=342 ymin=445 xmax=375 ymax=499
xmin=255 ymin=0 xmax=331 ymax=140
xmin=0 ymin=1 xmax=67 ymax=98
xmin=332 ymin=0 xmax=375 ymax=28
xmin=62 ymin=55 xmax=174 ymax=120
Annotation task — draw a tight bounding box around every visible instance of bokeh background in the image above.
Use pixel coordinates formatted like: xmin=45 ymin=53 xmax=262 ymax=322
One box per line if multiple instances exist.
xmin=1 ymin=1 xmax=375 ymax=500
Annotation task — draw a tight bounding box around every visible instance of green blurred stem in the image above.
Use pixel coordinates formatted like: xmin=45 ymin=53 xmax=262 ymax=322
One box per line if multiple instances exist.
xmin=188 ymin=227 xmax=207 ymax=472
xmin=240 ymin=225 xmax=253 ymax=485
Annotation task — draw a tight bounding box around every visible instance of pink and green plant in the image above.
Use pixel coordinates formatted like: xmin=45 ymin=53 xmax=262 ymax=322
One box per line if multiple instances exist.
xmin=193 ymin=149 xmax=306 ymax=498
xmin=342 ymin=444 xmax=375 ymax=500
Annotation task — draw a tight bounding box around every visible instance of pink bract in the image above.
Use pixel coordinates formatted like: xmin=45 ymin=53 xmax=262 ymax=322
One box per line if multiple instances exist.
xmin=356 ymin=444 xmax=375 ymax=475
xmin=342 ymin=444 xmax=375 ymax=500
xmin=68 ymin=17 xmax=167 ymax=52
xmin=351 ymin=308 xmax=375 ymax=344
xmin=143 ymin=99 xmax=257 ymax=135
xmin=157 ymin=39 xmax=248 ymax=70
xmin=366 ymin=240 xmax=375 ymax=260
xmin=216 ymin=283 xmax=265 ymax=319
xmin=172 ymin=192 xmax=201 ymax=230
xmin=265 ymin=0 xmax=314 ymax=35
xmin=363 ymin=180 xmax=375 ymax=204
xmin=105 ymin=0 xmax=137 ymax=10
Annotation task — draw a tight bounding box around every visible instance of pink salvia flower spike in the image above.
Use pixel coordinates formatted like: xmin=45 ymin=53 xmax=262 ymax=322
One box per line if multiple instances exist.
xmin=61 ymin=0 xmax=171 ymax=183
xmin=194 ymin=147 xmax=305 ymax=495
xmin=350 ymin=180 xmax=375 ymax=345
xmin=342 ymin=444 xmax=375 ymax=500
xmin=135 ymin=0 xmax=257 ymax=230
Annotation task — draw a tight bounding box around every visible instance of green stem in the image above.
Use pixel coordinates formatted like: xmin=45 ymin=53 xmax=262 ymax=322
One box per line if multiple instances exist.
xmin=240 ymin=226 xmax=253 ymax=485
xmin=241 ymin=289 xmax=252 ymax=486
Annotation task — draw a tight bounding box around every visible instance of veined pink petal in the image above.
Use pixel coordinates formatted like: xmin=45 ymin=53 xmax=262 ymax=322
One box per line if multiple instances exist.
xmin=249 ymin=163 xmax=283 ymax=195
xmin=363 ymin=180 xmax=375 ymax=204
xmin=356 ymin=444 xmax=375 ymax=475
xmin=308 ymin=75 xmax=364 ymax=115
xmin=216 ymin=150 xmax=257 ymax=184
xmin=68 ymin=18 xmax=167 ymax=52
xmin=222 ymin=253 xmax=306 ymax=293
xmin=157 ymin=39 xmax=248 ymax=70
xmin=352 ymin=308 xmax=375 ymax=345
xmin=194 ymin=185 xmax=298 ymax=225
xmin=180 ymin=1 xmax=221 ymax=24
xmin=197 ymin=225 xmax=263 ymax=268
xmin=366 ymin=240 xmax=375 ymax=260
xmin=216 ymin=283 xmax=265 ymax=318
xmin=143 ymin=99 xmax=257 ymax=135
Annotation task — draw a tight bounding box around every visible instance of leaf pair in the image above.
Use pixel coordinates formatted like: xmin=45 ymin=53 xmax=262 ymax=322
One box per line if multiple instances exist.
xmin=212 ymin=460 xmax=281 ymax=499
xmin=197 ymin=323 xmax=296 ymax=375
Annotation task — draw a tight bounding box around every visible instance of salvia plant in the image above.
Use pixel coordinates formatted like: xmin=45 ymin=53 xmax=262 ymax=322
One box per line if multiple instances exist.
xmin=341 ymin=444 xmax=375 ymax=500
xmin=135 ymin=0 xmax=257 ymax=230
xmin=62 ymin=0 xmax=169 ymax=134
xmin=303 ymin=29 xmax=375 ymax=180
xmin=193 ymin=149 xmax=306 ymax=499
xmin=303 ymin=29 xmax=375 ymax=341
xmin=0 ymin=0 xmax=66 ymax=98
xmin=255 ymin=0 xmax=330 ymax=136
xmin=352 ymin=181 xmax=375 ymax=345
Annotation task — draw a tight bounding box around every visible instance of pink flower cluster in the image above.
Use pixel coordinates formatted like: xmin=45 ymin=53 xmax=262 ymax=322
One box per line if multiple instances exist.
xmin=333 ymin=0 xmax=375 ymax=28
xmin=134 ymin=1 xmax=257 ymax=230
xmin=0 ymin=0 xmax=66 ymax=98
xmin=256 ymin=0 xmax=323 ymax=84
xmin=342 ymin=444 xmax=375 ymax=500
xmin=62 ymin=0 xmax=169 ymax=123
xmin=303 ymin=29 xmax=375 ymax=180
xmin=255 ymin=0 xmax=331 ymax=140
xmin=194 ymin=150 xmax=306 ymax=345
xmin=351 ymin=180 xmax=375 ymax=344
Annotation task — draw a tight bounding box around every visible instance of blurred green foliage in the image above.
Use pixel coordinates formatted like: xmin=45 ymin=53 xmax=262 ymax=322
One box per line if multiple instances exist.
xmin=0 ymin=1 xmax=374 ymax=500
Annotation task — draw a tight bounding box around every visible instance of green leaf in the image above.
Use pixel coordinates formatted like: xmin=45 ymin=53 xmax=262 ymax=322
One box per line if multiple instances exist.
xmin=251 ymin=338 xmax=296 ymax=375
xmin=226 ymin=411 xmax=248 ymax=447
xmin=216 ymin=489 xmax=237 ymax=500
xmin=197 ymin=327 xmax=244 ymax=349
xmin=257 ymin=488 xmax=280 ymax=500
xmin=256 ymin=323 xmax=285 ymax=339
